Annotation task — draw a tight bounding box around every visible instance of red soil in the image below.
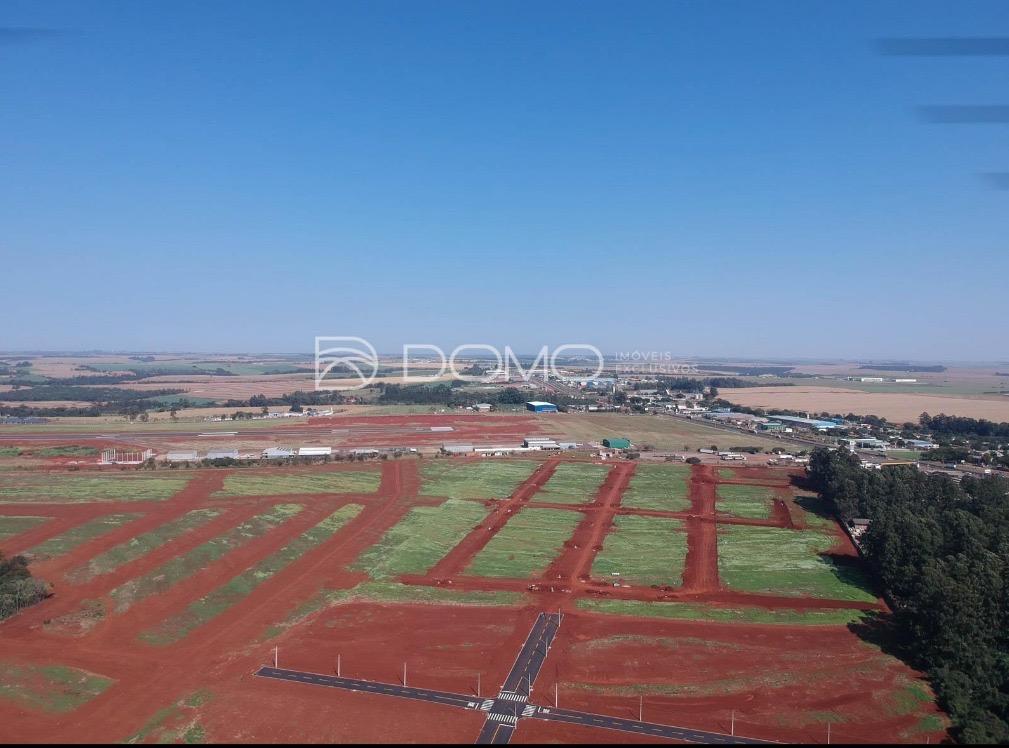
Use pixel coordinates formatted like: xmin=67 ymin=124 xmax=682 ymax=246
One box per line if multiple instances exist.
xmin=0 ymin=457 xmax=939 ymax=744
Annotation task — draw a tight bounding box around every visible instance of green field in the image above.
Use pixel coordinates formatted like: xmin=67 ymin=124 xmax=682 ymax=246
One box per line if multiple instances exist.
xmin=109 ymin=503 xmax=303 ymax=614
xmin=619 ymin=464 xmax=692 ymax=512
xmin=531 ymin=463 xmax=610 ymax=505
xmin=66 ymin=508 xmax=224 ymax=584
xmin=715 ymin=484 xmax=777 ymax=520
xmin=717 ymin=525 xmax=877 ymax=602
xmin=591 ymin=515 xmax=687 ymax=587
xmin=352 ymin=499 xmax=488 ymax=579
xmin=214 ymin=470 xmax=380 ymax=497
xmin=465 ymin=507 xmax=581 ymax=578
xmin=577 ymin=598 xmax=867 ymax=626
xmin=25 ymin=514 xmax=141 ymax=561
xmin=0 ymin=474 xmax=189 ymax=504
xmin=420 ymin=459 xmax=538 ymax=500
xmin=0 ymin=662 xmax=114 ymax=713
xmin=139 ymin=504 xmax=362 ymax=645
xmin=0 ymin=515 xmax=48 ymax=541
xmin=0 ymin=447 xmax=22 ymax=458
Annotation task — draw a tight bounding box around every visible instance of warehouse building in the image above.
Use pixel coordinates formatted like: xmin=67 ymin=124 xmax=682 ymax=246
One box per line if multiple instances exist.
xmin=262 ymin=447 xmax=296 ymax=459
xmin=165 ymin=450 xmax=198 ymax=463
xmin=297 ymin=446 xmax=332 ymax=457
xmin=206 ymin=449 xmax=240 ymax=461
xmin=602 ymin=437 xmax=631 ymax=449
xmin=525 ymin=401 xmax=558 ymax=413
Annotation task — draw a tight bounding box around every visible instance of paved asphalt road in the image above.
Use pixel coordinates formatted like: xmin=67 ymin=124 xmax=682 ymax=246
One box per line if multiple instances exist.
xmin=255 ymin=666 xmax=478 ymax=710
xmin=533 ymin=705 xmax=770 ymax=744
xmin=255 ymin=613 xmax=776 ymax=745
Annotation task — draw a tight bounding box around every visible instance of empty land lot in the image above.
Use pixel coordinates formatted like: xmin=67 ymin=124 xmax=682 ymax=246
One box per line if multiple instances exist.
xmin=0 ymin=458 xmax=944 ymax=744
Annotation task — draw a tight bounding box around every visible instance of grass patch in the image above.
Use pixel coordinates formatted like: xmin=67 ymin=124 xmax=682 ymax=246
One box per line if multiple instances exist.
xmin=124 ymin=690 xmax=214 ymax=744
xmin=36 ymin=445 xmax=100 ymax=458
xmin=577 ymin=598 xmax=867 ymax=626
xmin=716 ymin=484 xmax=776 ymax=520
xmin=0 ymin=447 xmax=22 ymax=458
xmin=0 ymin=662 xmax=113 ymax=713
xmin=620 ymin=464 xmax=691 ymax=512
xmin=420 ymin=459 xmax=538 ymax=500
xmin=466 ymin=507 xmax=581 ymax=578
xmin=352 ymin=499 xmax=488 ymax=579
xmin=0 ymin=474 xmax=189 ymax=504
xmin=25 ymin=513 xmax=141 ymax=561
xmin=109 ymin=504 xmax=303 ymax=614
xmin=531 ymin=463 xmax=610 ymax=505
xmin=0 ymin=515 xmax=48 ymax=540
xmin=139 ymin=505 xmax=362 ymax=645
xmin=214 ymin=470 xmax=380 ymax=497
xmin=591 ymin=515 xmax=687 ymax=587
xmin=717 ymin=525 xmax=877 ymax=603
xmin=66 ymin=508 xmax=223 ymax=584
xmin=323 ymin=581 xmax=522 ymax=608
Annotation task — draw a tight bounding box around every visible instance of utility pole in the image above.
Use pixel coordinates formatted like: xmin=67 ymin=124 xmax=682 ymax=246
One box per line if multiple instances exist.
xmin=477 ymin=672 xmax=481 ymax=698
xmin=639 ymin=695 xmax=643 ymax=722
xmin=731 ymin=710 xmax=735 ymax=737
xmin=403 ymin=662 xmax=407 ymax=687
xmin=827 ymin=722 xmax=831 ymax=745
xmin=554 ymin=681 xmax=559 ymax=708
xmin=273 ymin=647 xmax=278 ymax=668
xmin=336 ymin=654 xmax=341 ymax=678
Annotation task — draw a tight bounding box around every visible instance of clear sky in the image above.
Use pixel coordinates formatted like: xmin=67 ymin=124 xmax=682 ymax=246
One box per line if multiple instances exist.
xmin=2 ymin=1 xmax=1007 ymax=360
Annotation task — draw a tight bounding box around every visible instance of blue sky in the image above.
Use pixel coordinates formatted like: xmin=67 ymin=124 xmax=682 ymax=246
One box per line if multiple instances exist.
xmin=2 ymin=1 xmax=1007 ymax=360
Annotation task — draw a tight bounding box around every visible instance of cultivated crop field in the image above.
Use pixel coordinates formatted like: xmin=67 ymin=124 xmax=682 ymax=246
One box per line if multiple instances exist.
xmin=0 ymin=455 xmax=945 ymax=744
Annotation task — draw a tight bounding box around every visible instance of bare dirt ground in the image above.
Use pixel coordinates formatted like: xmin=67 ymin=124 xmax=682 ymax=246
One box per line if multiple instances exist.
xmin=0 ymin=456 xmax=945 ymax=744
xmin=721 ymin=385 xmax=1009 ymax=422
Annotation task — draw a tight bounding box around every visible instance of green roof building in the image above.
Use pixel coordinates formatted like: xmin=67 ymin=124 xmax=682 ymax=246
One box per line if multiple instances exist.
xmin=602 ymin=437 xmax=631 ymax=449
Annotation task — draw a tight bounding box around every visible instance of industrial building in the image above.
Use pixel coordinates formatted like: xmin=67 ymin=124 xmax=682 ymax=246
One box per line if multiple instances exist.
xmin=762 ymin=415 xmax=843 ymax=432
xmin=262 ymin=447 xmax=296 ymax=459
xmin=602 ymin=437 xmax=631 ymax=449
xmin=206 ymin=449 xmax=240 ymax=461
xmin=523 ymin=436 xmax=560 ymax=450
xmin=525 ymin=401 xmax=558 ymax=413
xmin=165 ymin=450 xmax=198 ymax=463
xmin=297 ymin=446 xmax=332 ymax=457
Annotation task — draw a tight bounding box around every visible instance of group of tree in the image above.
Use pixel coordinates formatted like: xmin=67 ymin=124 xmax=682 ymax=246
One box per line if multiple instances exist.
xmin=920 ymin=412 xmax=1009 ymax=440
xmin=0 ymin=553 xmax=51 ymax=621
xmin=807 ymin=448 xmax=1009 ymax=743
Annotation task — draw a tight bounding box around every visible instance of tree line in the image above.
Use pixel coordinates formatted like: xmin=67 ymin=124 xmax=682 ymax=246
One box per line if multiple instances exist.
xmin=0 ymin=553 xmax=51 ymax=621
xmin=808 ymin=448 xmax=1009 ymax=743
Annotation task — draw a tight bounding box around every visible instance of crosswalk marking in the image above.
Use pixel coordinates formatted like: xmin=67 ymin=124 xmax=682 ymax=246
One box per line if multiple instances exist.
xmin=497 ymin=691 xmax=527 ymax=702
xmin=522 ymin=705 xmax=536 ymax=717
xmin=480 ymin=699 xmax=494 ymax=711
xmin=488 ymin=713 xmax=519 ymax=725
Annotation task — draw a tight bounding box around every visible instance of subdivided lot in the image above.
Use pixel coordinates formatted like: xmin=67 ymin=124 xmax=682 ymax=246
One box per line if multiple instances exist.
xmin=465 ymin=507 xmax=581 ymax=578
xmin=717 ymin=525 xmax=877 ymax=603
xmin=262 ymin=582 xmax=525 ymax=639
xmin=591 ymin=515 xmax=687 ymax=587
xmin=0 ymin=474 xmax=190 ymax=503
xmin=139 ymin=504 xmax=363 ymax=645
xmin=66 ymin=508 xmax=224 ymax=584
xmin=419 ymin=459 xmax=538 ymax=500
xmin=715 ymin=484 xmax=777 ymax=520
xmin=619 ymin=464 xmax=692 ymax=512
xmin=547 ymin=615 xmax=945 ymax=744
xmin=0 ymin=662 xmax=113 ymax=713
xmin=214 ymin=470 xmax=380 ymax=497
xmin=109 ymin=504 xmax=303 ymax=614
xmin=577 ymin=598 xmax=867 ymax=626
xmin=25 ymin=513 xmax=142 ymax=561
xmin=351 ymin=499 xmax=489 ymax=579
xmin=0 ymin=515 xmax=49 ymax=541
xmin=531 ymin=462 xmax=610 ymax=505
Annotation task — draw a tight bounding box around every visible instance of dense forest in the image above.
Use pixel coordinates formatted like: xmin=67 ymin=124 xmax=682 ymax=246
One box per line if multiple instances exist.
xmin=808 ymin=448 xmax=1009 ymax=742
xmin=0 ymin=553 xmax=51 ymax=621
